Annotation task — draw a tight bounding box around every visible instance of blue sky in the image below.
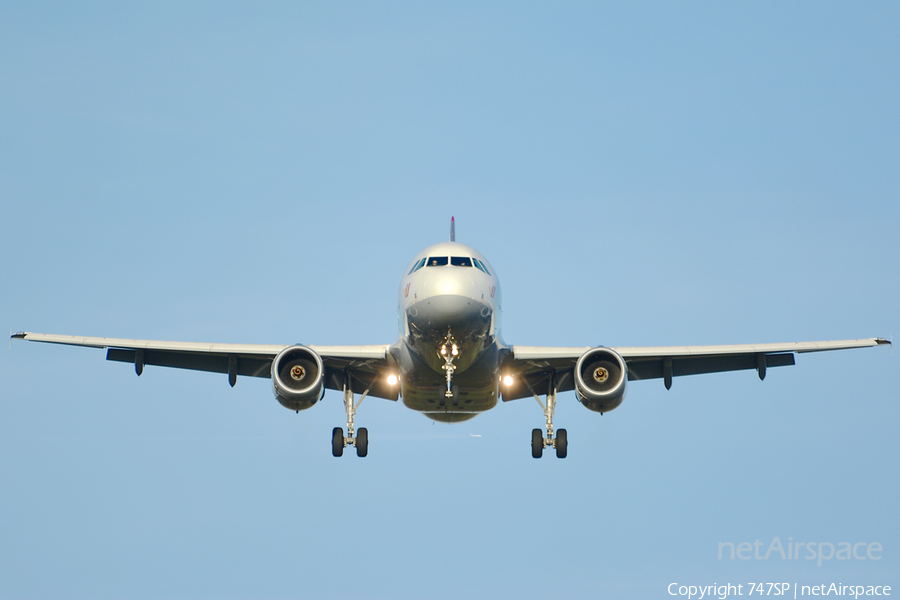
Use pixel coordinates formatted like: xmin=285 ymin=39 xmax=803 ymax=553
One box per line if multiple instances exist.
xmin=1 ymin=3 xmax=898 ymax=599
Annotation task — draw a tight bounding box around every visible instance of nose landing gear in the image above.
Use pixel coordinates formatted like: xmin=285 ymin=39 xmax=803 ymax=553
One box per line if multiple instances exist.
xmin=530 ymin=375 xmax=567 ymax=459
xmin=438 ymin=330 xmax=460 ymax=399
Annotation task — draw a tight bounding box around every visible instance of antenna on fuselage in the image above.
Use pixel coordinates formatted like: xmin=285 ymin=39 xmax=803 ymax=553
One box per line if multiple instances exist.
xmin=450 ymin=216 xmax=455 ymax=242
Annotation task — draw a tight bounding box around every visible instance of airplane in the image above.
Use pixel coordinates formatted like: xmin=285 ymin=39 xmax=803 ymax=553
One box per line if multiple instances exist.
xmin=12 ymin=218 xmax=891 ymax=459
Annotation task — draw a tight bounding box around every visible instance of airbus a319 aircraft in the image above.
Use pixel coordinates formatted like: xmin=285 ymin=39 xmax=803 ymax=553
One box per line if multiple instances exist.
xmin=13 ymin=219 xmax=890 ymax=458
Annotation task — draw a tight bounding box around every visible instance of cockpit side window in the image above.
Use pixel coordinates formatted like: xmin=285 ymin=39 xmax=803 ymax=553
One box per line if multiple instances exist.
xmin=450 ymin=257 xmax=472 ymax=267
xmin=408 ymin=258 xmax=426 ymax=274
xmin=427 ymin=257 xmax=449 ymax=267
xmin=473 ymin=257 xmax=490 ymax=275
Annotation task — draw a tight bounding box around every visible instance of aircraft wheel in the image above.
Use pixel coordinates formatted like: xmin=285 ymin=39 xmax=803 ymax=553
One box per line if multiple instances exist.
xmin=531 ymin=428 xmax=543 ymax=459
xmin=356 ymin=427 xmax=368 ymax=458
xmin=332 ymin=427 xmax=344 ymax=457
xmin=555 ymin=428 xmax=567 ymax=459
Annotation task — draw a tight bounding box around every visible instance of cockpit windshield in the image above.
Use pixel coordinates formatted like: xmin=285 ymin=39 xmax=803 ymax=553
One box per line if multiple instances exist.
xmin=420 ymin=256 xmax=482 ymax=269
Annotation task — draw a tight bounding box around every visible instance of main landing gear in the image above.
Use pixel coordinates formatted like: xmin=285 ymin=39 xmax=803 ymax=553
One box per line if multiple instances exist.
xmin=530 ymin=378 xmax=567 ymax=459
xmin=333 ymin=377 xmax=369 ymax=458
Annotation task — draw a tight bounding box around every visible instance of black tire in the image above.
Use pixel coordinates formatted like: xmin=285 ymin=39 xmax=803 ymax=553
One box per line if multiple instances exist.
xmin=531 ymin=428 xmax=543 ymax=459
xmin=332 ymin=427 xmax=344 ymax=457
xmin=356 ymin=427 xmax=368 ymax=458
xmin=555 ymin=428 xmax=568 ymax=459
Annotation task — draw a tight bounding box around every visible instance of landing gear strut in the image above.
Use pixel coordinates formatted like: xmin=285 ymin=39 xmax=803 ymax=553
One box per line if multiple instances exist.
xmin=439 ymin=330 xmax=460 ymax=399
xmin=333 ymin=376 xmax=369 ymax=458
xmin=530 ymin=375 xmax=567 ymax=459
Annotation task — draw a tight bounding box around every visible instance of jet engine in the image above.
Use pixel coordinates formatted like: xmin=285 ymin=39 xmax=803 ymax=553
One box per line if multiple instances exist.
xmin=271 ymin=345 xmax=326 ymax=411
xmin=574 ymin=347 xmax=627 ymax=413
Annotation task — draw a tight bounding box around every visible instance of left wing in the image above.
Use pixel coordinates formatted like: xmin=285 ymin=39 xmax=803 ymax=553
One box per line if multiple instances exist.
xmin=501 ymin=338 xmax=890 ymax=400
xmin=11 ymin=332 xmax=398 ymax=400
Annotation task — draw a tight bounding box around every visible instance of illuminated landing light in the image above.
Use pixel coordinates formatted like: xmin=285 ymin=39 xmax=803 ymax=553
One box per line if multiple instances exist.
xmin=503 ymin=375 xmax=514 ymax=387
xmin=451 ymin=344 xmax=459 ymax=356
xmin=387 ymin=374 xmax=399 ymax=386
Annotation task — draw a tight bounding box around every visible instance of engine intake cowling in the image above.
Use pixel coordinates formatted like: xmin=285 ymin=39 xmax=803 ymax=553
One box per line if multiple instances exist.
xmin=574 ymin=347 xmax=627 ymax=413
xmin=271 ymin=345 xmax=325 ymax=411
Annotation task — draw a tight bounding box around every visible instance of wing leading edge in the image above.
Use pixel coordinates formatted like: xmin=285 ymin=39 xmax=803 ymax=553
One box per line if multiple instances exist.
xmin=11 ymin=332 xmax=397 ymax=399
xmin=502 ymin=338 xmax=890 ymax=401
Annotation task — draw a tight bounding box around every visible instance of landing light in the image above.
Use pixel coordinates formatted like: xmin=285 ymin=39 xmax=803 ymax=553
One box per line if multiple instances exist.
xmin=387 ymin=374 xmax=398 ymax=386
xmin=503 ymin=375 xmax=514 ymax=387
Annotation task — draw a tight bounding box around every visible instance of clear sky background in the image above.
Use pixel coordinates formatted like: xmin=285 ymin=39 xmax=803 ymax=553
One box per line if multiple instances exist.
xmin=1 ymin=3 xmax=898 ymax=599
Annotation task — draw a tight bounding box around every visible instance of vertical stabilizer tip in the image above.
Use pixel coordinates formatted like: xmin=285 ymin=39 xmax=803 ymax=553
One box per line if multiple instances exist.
xmin=450 ymin=216 xmax=455 ymax=242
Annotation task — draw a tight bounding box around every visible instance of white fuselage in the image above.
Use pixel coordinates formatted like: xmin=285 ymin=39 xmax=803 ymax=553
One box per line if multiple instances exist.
xmin=394 ymin=242 xmax=506 ymax=422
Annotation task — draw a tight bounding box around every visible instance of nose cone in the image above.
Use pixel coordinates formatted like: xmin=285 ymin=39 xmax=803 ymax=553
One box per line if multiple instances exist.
xmin=408 ymin=293 xmax=494 ymax=331
xmin=427 ymin=295 xmax=471 ymax=318
xmin=410 ymin=294 xmax=474 ymax=329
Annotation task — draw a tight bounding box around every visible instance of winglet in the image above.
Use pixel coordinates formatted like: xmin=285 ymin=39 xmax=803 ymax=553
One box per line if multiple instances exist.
xmin=450 ymin=216 xmax=455 ymax=242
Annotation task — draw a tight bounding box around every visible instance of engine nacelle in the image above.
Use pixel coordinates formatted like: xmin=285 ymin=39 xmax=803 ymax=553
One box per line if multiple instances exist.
xmin=574 ymin=347 xmax=627 ymax=414
xmin=271 ymin=345 xmax=326 ymax=411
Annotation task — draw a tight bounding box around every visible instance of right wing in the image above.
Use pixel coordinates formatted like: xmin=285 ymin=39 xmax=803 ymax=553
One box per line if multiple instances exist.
xmin=11 ymin=332 xmax=399 ymax=400
xmin=502 ymin=338 xmax=890 ymax=400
